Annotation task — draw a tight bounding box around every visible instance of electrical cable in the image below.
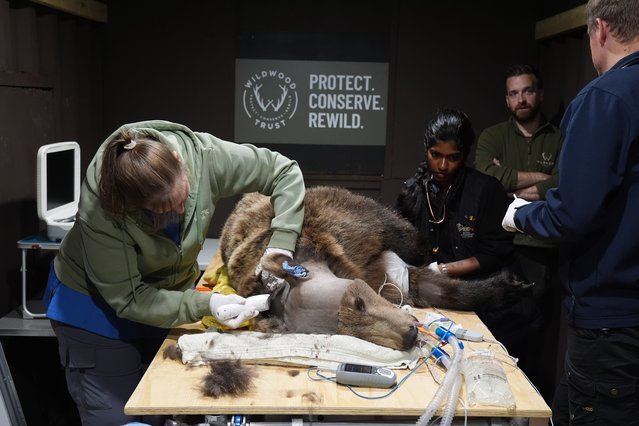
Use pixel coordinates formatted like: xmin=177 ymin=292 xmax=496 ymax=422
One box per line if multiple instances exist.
xmin=377 ymin=274 xmax=404 ymax=308
xmin=306 ymin=346 xmax=437 ymax=400
xmin=306 ymin=314 xmax=486 ymax=426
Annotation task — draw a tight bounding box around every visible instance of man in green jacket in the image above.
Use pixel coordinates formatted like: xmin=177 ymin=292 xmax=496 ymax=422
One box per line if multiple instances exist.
xmin=44 ymin=120 xmax=305 ymax=425
xmin=474 ymin=64 xmax=563 ymax=403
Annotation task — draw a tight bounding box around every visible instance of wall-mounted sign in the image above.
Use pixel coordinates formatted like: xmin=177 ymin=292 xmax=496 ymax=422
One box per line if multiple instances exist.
xmin=235 ymin=59 xmax=388 ymax=146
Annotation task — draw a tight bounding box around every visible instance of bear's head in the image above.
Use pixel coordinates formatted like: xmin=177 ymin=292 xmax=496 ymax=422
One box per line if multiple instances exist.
xmin=337 ymin=279 xmax=419 ymax=351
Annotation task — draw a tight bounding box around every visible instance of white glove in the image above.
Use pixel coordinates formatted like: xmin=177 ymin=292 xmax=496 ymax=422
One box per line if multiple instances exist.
xmin=255 ymin=247 xmax=294 ymax=291
xmin=502 ymin=195 xmax=531 ymax=232
xmin=208 ymin=293 xmax=259 ymax=329
xmin=427 ymin=261 xmax=442 ymax=274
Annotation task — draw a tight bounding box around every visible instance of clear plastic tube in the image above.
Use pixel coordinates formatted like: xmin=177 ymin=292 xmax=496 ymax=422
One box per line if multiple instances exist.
xmin=413 ymin=342 xmax=451 ymax=425
xmin=441 ymin=371 xmax=463 ymax=425
xmin=414 ymin=369 xmax=451 ymax=426
xmin=439 ymin=336 xmax=463 ymax=425
xmin=415 ymin=335 xmax=463 ymax=426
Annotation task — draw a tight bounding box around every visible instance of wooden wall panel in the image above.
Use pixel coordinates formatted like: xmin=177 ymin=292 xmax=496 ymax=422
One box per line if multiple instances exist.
xmin=0 ymin=0 xmax=103 ymax=318
xmin=14 ymin=6 xmax=39 ymax=73
xmin=0 ymin=85 xmax=54 ymax=310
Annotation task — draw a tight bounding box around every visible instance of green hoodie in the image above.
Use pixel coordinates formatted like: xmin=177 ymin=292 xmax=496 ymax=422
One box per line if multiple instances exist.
xmin=474 ymin=117 xmax=563 ymax=248
xmin=54 ymin=120 xmax=305 ymax=328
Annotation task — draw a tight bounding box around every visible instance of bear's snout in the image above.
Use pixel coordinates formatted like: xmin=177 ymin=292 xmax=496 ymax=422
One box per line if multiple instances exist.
xmin=402 ymin=324 xmax=419 ymax=350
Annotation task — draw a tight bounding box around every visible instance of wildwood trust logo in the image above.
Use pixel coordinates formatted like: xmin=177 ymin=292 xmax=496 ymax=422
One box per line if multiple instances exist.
xmin=235 ymin=59 xmax=388 ymax=145
xmin=241 ymin=69 xmax=298 ymax=130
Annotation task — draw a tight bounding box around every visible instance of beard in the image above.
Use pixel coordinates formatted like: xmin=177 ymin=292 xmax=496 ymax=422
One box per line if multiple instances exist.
xmin=511 ymin=103 xmax=540 ymax=124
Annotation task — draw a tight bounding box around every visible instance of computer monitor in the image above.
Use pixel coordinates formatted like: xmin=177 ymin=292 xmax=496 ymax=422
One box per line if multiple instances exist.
xmin=36 ymin=141 xmax=81 ymax=241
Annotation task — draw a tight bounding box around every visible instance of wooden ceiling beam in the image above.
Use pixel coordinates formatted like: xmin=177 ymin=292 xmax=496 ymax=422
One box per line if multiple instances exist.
xmin=535 ymin=4 xmax=586 ymax=40
xmin=29 ymin=0 xmax=107 ymax=23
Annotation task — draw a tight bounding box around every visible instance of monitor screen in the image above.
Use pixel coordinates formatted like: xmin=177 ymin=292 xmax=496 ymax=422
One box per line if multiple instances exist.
xmin=37 ymin=141 xmax=81 ymax=221
xmin=46 ymin=150 xmax=75 ymax=210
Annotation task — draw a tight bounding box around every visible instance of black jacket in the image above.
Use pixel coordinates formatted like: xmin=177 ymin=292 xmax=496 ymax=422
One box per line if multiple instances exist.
xmin=396 ymin=164 xmax=514 ymax=277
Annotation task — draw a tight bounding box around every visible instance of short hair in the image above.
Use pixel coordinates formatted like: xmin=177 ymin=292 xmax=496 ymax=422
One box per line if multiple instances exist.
xmin=423 ymin=109 xmax=475 ymax=158
xmin=586 ymin=0 xmax=639 ymax=44
xmin=504 ymin=64 xmax=543 ymax=90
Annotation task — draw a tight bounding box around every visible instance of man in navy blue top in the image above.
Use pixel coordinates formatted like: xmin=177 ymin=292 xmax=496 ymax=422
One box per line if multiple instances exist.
xmin=501 ymin=1 xmax=639 ymax=424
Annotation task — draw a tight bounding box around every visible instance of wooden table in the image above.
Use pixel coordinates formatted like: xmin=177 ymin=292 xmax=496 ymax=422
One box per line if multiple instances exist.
xmin=125 ymin=253 xmax=551 ymax=424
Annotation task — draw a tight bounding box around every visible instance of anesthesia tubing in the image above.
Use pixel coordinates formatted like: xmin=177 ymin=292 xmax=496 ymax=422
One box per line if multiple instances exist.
xmin=415 ymin=333 xmax=464 ymax=426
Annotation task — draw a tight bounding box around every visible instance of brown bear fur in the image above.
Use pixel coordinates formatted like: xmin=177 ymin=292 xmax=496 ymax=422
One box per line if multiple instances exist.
xmin=220 ymin=186 xmax=525 ymax=350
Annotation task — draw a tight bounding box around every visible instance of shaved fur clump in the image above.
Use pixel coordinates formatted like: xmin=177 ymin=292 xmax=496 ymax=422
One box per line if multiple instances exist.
xmin=200 ymin=359 xmax=255 ymax=398
xmin=163 ymin=344 xmax=182 ymax=360
xmin=164 ymin=344 xmax=256 ymax=398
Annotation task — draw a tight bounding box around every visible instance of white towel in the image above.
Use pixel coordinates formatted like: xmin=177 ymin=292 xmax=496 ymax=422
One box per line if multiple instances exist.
xmin=177 ymin=331 xmax=424 ymax=370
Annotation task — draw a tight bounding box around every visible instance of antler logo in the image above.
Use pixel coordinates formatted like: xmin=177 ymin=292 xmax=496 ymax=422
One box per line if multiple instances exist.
xmin=242 ymin=70 xmax=298 ymax=130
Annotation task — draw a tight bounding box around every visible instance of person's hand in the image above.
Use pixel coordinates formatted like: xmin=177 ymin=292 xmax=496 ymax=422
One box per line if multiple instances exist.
xmin=255 ymin=247 xmax=294 ymax=291
xmin=208 ymin=293 xmax=259 ymax=329
xmin=427 ymin=261 xmax=442 ymax=274
xmin=502 ymin=195 xmax=531 ymax=232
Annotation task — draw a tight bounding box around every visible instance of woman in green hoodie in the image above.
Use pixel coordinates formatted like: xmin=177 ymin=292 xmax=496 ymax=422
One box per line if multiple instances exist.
xmin=44 ymin=120 xmax=305 ymax=425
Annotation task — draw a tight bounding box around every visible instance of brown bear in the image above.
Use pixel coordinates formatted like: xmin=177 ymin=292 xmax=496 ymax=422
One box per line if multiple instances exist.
xmin=219 ymin=185 xmax=525 ymax=351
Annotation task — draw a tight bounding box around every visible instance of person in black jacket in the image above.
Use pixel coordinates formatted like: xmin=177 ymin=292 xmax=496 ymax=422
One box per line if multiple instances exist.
xmin=396 ymin=108 xmax=513 ymax=279
xmin=396 ymin=108 xmax=539 ymax=373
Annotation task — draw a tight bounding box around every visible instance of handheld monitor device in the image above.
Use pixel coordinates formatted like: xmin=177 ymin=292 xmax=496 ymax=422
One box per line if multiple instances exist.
xmin=335 ymin=363 xmax=397 ymax=388
xmin=37 ymin=141 xmax=81 ymax=241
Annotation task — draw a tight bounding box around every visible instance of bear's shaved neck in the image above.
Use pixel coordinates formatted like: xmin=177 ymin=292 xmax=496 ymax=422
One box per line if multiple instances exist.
xmin=271 ymin=260 xmax=351 ymax=334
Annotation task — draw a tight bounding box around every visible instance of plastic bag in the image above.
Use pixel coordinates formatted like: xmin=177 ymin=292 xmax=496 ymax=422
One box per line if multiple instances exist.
xmin=461 ymin=349 xmax=516 ymax=410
